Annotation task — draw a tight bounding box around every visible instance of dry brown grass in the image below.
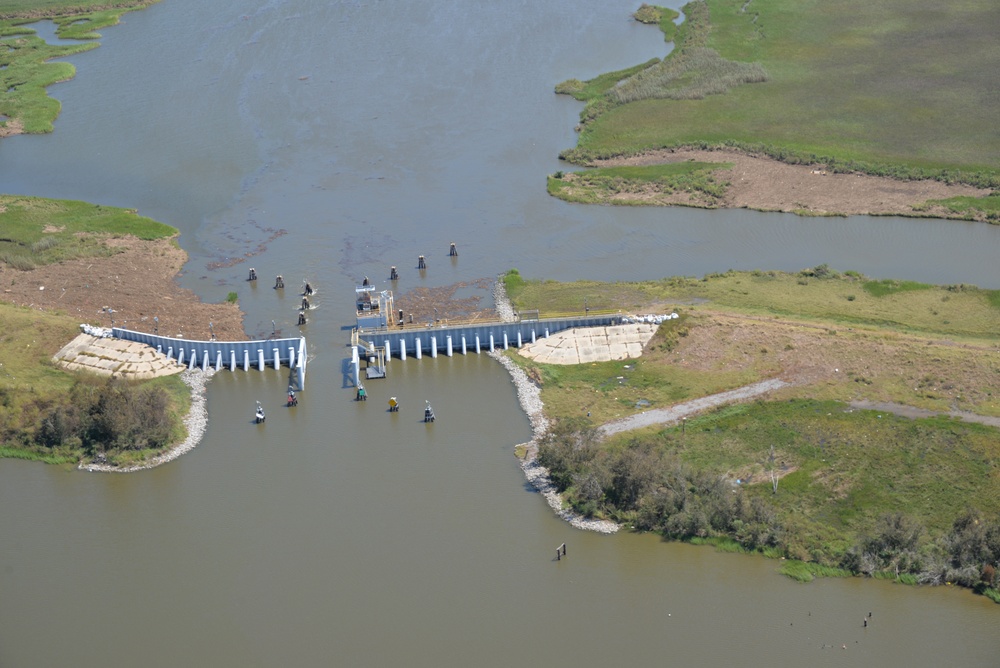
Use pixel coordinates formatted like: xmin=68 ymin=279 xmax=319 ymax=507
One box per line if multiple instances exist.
xmin=668 ymin=309 xmax=1000 ymax=417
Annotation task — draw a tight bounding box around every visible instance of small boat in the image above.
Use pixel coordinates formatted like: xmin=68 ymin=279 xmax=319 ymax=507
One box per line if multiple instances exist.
xmin=423 ymin=401 xmax=435 ymax=423
xmin=255 ymin=401 xmax=266 ymax=423
xmin=287 ymin=391 xmax=298 ymax=407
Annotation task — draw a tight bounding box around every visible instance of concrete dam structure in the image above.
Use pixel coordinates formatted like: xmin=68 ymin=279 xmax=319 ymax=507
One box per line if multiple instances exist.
xmin=351 ymin=314 xmax=622 ymax=386
xmin=112 ymin=328 xmax=308 ymax=390
xmin=367 ymin=316 xmax=621 ymax=360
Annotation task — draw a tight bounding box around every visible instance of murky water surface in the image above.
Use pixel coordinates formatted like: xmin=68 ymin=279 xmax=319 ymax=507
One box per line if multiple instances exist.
xmin=1 ymin=2 xmax=997 ymax=666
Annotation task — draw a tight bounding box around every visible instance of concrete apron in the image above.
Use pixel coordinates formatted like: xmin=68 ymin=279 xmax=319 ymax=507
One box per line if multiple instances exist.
xmin=515 ymin=323 xmax=659 ymax=365
xmin=53 ymin=333 xmax=184 ymax=379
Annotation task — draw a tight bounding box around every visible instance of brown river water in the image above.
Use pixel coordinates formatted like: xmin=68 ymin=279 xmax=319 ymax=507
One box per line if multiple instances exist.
xmin=1 ymin=2 xmax=998 ymax=666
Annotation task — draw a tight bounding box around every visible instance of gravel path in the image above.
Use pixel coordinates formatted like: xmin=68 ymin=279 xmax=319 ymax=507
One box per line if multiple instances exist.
xmin=81 ymin=369 xmax=214 ymax=473
xmin=849 ymin=400 xmax=1000 ymax=428
xmin=600 ymin=378 xmax=790 ymax=437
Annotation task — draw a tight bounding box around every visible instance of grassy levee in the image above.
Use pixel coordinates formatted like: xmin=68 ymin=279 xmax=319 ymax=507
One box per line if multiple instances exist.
xmin=559 ymin=0 xmax=1000 ymax=187
xmin=0 ymin=195 xmax=175 ymax=270
xmin=510 ymin=269 xmax=1000 ymax=595
xmin=0 ymin=198 xmax=188 ymax=467
xmin=0 ymin=1 xmax=159 ymax=135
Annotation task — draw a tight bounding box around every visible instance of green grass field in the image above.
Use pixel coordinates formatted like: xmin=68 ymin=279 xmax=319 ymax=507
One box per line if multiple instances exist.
xmin=670 ymin=400 xmax=999 ymax=542
xmin=560 ymin=0 xmax=1000 ymax=185
xmin=547 ymin=161 xmax=729 ymax=205
xmin=0 ymin=1 xmax=155 ymax=19
xmin=0 ymin=195 xmax=175 ymax=270
xmin=505 ymin=268 xmax=1000 ymax=339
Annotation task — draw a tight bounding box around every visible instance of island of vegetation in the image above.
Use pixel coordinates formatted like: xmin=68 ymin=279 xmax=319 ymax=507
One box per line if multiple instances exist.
xmin=550 ymin=1 xmax=1000 ymax=222
xmin=0 ymin=0 xmax=159 ymax=137
xmin=502 ymin=268 xmax=1000 ymax=601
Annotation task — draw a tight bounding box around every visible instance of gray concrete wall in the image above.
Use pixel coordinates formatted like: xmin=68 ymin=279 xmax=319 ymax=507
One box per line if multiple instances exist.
xmin=112 ymin=328 xmax=308 ymax=388
xmin=361 ymin=315 xmax=620 ymax=360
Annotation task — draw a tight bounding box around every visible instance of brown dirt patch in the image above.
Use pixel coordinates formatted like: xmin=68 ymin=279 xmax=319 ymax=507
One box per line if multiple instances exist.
xmin=1 ymin=236 xmax=247 ymax=341
xmin=666 ymin=309 xmax=1000 ymax=416
xmin=593 ymin=148 xmax=991 ymax=219
xmin=0 ymin=119 xmax=24 ymax=139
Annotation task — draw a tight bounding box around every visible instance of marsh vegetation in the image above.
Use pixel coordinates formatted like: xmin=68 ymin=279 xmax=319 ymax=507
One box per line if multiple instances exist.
xmin=0 ymin=1 xmax=158 ymax=135
xmin=556 ymin=0 xmax=1000 ymax=189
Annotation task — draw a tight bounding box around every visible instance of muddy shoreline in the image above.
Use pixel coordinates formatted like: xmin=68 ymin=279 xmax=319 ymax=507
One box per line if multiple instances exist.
xmin=582 ymin=148 xmax=992 ymax=221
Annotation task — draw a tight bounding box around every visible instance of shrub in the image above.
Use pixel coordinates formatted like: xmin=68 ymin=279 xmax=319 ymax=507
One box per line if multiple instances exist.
xmin=1 ymin=253 xmax=35 ymax=271
xmin=502 ymin=269 xmax=525 ymax=297
xmin=86 ymin=377 xmax=173 ymax=452
xmin=30 ymin=236 xmax=60 ymax=253
xmin=634 ymin=4 xmax=661 ymax=24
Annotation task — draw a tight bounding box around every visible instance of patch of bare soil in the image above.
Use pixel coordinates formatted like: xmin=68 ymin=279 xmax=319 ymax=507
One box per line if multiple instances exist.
xmin=594 ymin=148 xmax=991 ymax=219
xmin=0 ymin=119 xmax=24 ymax=139
xmin=1 ymin=236 xmax=247 ymax=341
xmin=665 ymin=309 xmax=1000 ymax=415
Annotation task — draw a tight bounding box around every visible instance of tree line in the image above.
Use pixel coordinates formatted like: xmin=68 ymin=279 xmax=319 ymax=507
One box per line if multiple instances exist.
xmin=538 ymin=421 xmax=1000 ymax=598
xmin=2 ymin=376 xmax=177 ymax=459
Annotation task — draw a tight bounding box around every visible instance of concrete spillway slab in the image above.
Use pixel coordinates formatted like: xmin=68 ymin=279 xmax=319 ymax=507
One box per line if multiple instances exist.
xmin=516 ymin=324 xmax=658 ymax=365
xmin=53 ymin=334 xmax=184 ymax=379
